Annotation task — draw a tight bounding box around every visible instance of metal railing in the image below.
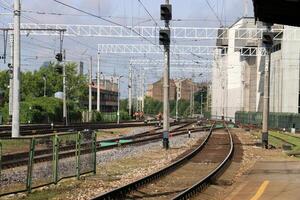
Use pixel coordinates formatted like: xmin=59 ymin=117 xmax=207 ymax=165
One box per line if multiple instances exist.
xmin=0 ymin=131 xmax=97 ymax=196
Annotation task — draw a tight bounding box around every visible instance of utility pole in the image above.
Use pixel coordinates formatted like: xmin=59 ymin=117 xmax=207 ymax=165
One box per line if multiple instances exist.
xmin=43 ymin=74 xmax=47 ymax=97
xmin=200 ymin=92 xmax=203 ymax=116
xmin=12 ymin=0 xmax=20 ymax=137
xmin=141 ymin=69 xmax=145 ymax=112
xmin=117 ymin=75 xmax=123 ymax=124
xmin=190 ymin=77 xmax=195 ymax=117
xmin=54 ymin=31 xmax=66 ymax=125
xmin=160 ymin=1 xmax=172 ymax=149
xmin=97 ymin=52 xmax=101 ymax=112
xmin=62 ymin=50 xmax=67 ymax=125
xmin=63 ymin=61 xmax=67 ymax=125
xmin=89 ymin=56 xmax=93 ymax=121
xmin=136 ymin=72 xmax=140 ymax=112
xmin=175 ymin=86 xmax=179 ymax=121
xmin=262 ymin=24 xmax=274 ymax=149
xmin=8 ymin=34 xmax=13 ymax=124
xmin=128 ymin=63 xmax=133 ymax=116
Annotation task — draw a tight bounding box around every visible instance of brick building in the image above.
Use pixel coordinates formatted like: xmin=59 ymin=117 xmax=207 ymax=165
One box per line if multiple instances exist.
xmin=147 ymin=78 xmax=201 ymax=102
xmin=146 ymin=78 xmax=176 ymax=101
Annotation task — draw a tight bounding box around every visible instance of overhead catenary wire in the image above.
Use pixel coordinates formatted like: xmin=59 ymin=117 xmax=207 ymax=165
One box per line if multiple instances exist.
xmin=137 ymin=0 xmax=161 ymax=28
xmin=53 ymin=0 xmax=158 ymax=47
xmin=204 ymin=0 xmax=223 ymax=26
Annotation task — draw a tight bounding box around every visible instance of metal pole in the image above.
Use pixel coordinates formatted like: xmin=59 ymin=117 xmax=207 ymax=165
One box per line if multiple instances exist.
xmin=26 ymin=138 xmax=35 ymax=193
xmin=128 ymin=63 xmax=133 ymax=116
xmin=89 ymin=56 xmax=93 ymax=120
xmin=117 ymin=76 xmax=122 ymax=124
xmin=8 ymin=34 xmax=13 ymax=124
xmin=200 ymin=93 xmax=203 ymax=116
xmin=192 ymin=82 xmax=194 ymax=117
xmin=262 ymin=46 xmax=271 ymax=149
xmin=43 ymin=75 xmax=47 ymax=97
xmin=141 ymin=69 xmax=145 ymax=113
xmin=190 ymin=81 xmax=193 ymax=117
xmin=163 ymin=47 xmax=170 ymax=132
xmin=12 ymin=0 xmax=20 ymax=137
xmin=97 ymin=52 xmax=101 ymax=112
xmin=135 ymin=74 xmax=140 ymax=111
xmin=262 ymin=51 xmax=271 ymax=148
xmin=63 ymin=63 xmax=67 ymax=125
xmin=163 ymin=0 xmax=170 ymax=148
xmin=176 ymin=88 xmax=179 ymax=121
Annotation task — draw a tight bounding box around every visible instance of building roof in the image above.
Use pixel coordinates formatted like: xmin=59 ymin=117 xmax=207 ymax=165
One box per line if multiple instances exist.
xmin=252 ymin=0 xmax=300 ymax=27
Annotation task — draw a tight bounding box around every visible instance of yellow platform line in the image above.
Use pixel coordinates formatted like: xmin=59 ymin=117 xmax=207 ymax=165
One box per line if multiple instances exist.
xmin=250 ymin=180 xmax=270 ymax=200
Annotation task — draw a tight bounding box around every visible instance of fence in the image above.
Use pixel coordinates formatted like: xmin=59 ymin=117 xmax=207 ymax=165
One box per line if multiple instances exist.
xmin=0 ymin=130 xmax=96 ymax=196
xmin=235 ymin=111 xmax=300 ymax=130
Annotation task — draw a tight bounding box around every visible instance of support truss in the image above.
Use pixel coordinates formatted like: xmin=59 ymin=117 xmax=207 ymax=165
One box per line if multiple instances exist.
xmin=98 ymin=44 xmax=268 ymax=56
xmin=131 ymin=59 xmax=212 ymax=66
xmin=7 ymin=23 xmax=300 ymax=41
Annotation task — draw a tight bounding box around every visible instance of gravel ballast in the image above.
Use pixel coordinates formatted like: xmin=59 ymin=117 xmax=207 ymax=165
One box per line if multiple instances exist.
xmin=1 ymin=126 xmax=207 ymax=200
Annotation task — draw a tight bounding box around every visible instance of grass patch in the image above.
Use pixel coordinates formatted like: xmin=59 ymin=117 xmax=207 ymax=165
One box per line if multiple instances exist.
xmin=270 ymin=131 xmax=300 ymax=147
xmin=254 ymin=131 xmax=300 ymax=153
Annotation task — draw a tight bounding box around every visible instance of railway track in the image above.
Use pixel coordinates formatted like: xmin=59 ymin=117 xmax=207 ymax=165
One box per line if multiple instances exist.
xmin=92 ymin=122 xmax=234 ymax=200
xmin=0 ymin=120 xmax=177 ymax=138
xmin=1 ymin=121 xmax=202 ymax=169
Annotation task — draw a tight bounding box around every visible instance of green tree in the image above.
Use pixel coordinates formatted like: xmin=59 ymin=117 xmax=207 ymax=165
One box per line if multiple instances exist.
xmin=0 ymin=70 xmax=10 ymax=104
xmin=0 ymin=62 xmax=88 ymax=123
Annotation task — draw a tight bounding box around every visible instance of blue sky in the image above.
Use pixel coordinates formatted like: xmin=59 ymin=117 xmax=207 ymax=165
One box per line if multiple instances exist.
xmin=0 ymin=0 xmax=254 ymax=97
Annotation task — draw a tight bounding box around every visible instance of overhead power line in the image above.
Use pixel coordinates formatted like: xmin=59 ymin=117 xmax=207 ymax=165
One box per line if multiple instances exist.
xmin=204 ymin=0 xmax=223 ymax=26
xmin=137 ymin=0 xmax=160 ymax=28
xmin=53 ymin=0 xmax=157 ymax=46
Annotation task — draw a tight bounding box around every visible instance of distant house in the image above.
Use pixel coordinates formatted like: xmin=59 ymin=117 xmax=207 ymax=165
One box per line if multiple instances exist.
xmin=174 ymin=79 xmax=201 ymax=101
xmin=146 ymin=78 xmax=176 ymax=102
xmin=146 ymin=78 xmax=201 ymax=102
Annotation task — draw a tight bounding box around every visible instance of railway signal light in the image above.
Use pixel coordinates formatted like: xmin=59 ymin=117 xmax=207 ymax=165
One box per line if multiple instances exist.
xmin=262 ymin=32 xmax=274 ymax=47
xmin=55 ymin=53 xmax=63 ymax=62
xmin=161 ymin=4 xmax=172 ymax=21
xmin=159 ymin=29 xmax=170 ymax=46
xmin=55 ymin=65 xmax=63 ymax=74
xmin=7 ymin=63 xmax=13 ymax=76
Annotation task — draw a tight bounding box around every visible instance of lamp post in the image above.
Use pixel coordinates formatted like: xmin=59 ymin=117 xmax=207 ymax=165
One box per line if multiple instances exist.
xmin=117 ymin=75 xmax=124 ymax=124
xmin=199 ymin=73 xmax=203 ymax=117
xmin=42 ymin=74 xmax=47 ymax=97
xmin=175 ymin=86 xmax=179 ymax=121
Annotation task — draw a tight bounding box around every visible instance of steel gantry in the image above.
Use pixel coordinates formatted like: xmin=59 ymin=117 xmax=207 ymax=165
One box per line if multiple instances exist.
xmin=130 ymin=59 xmax=212 ymax=66
xmin=98 ymin=44 xmax=268 ymax=56
xmin=10 ymin=23 xmax=300 ymax=41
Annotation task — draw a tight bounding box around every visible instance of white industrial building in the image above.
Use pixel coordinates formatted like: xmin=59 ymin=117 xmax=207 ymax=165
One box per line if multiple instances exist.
xmin=211 ymin=17 xmax=300 ymax=120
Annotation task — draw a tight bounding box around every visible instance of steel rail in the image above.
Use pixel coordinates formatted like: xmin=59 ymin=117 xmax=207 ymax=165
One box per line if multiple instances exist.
xmin=92 ymin=123 xmax=216 ymax=200
xmin=172 ymin=123 xmax=234 ymax=200
xmin=0 ymin=120 xmax=188 ymax=138
xmin=1 ymin=122 xmax=200 ymax=169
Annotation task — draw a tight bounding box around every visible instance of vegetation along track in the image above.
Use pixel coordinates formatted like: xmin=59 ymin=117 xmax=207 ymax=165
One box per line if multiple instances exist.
xmin=92 ymin=122 xmax=234 ymax=200
xmin=1 ymin=121 xmax=202 ymax=169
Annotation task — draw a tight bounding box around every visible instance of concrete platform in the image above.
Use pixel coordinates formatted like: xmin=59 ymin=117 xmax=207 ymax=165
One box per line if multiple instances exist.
xmin=226 ymin=161 xmax=300 ymax=200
